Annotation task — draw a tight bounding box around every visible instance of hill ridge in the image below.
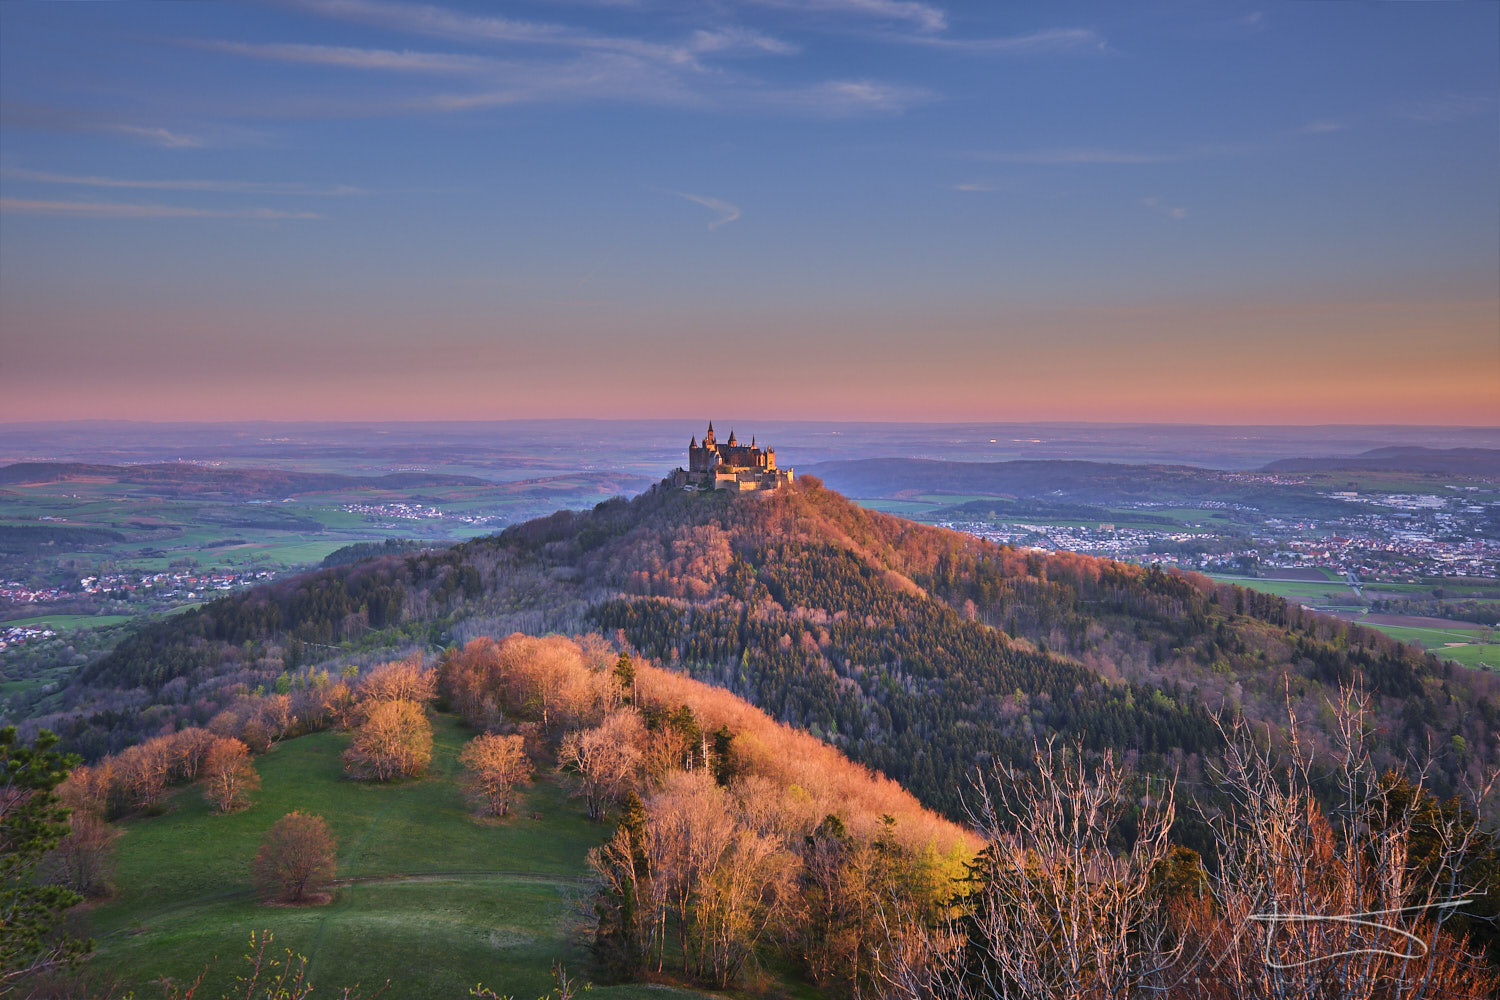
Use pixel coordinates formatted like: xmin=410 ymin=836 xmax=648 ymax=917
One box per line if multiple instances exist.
xmin=44 ymin=476 xmax=1500 ymax=822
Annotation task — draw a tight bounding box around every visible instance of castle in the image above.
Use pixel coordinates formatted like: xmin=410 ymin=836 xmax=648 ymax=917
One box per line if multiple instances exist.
xmin=670 ymin=422 xmax=793 ymax=492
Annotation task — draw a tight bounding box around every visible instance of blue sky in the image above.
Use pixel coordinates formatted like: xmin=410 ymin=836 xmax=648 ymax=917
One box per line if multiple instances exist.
xmin=1 ymin=1 xmax=1496 ymax=424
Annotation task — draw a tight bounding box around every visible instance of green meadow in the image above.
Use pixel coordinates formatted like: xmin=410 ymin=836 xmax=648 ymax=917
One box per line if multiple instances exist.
xmin=1204 ymin=574 xmax=1361 ymax=603
xmin=87 ymin=714 xmax=717 ymax=1000
xmin=1357 ymin=622 xmax=1499 ymax=671
xmin=1 ymin=613 xmax=135 ymax=631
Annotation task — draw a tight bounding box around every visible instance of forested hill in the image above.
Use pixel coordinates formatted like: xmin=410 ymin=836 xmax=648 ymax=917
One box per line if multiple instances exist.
xmin=1262 ymin=446 xmax=1500 ymax=476
xmin=53 ymin=476 xmax=1500 ymax=819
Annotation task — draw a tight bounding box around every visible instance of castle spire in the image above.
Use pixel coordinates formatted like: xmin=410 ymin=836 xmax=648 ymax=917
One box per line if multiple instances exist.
xmin=727 ymin=429 xmax=737 ymax=446
xmin=690 ymin=435 xmax=698 ymax=448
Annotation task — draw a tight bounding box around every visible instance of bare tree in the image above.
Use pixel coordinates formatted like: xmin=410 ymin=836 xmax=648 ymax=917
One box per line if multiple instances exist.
xmin=201 ymin=738 xmax=260 ymax=814
xmin=356 ymin=654 xmax=435 ymax=709
xmin=1175 ymin=690 xmax=1498 ymax=1000
xmin=112 ymin=737 xmax=175 ymax=813
xmin=895 ymin=740 xmax=1180 ymax=1000
xmin=343 ymin=699 xmax=432 ymax=781
xmin=458 ymin=733 xmax=530 ymax=817
xmin=558 ymin=710 xmax=644 ymax=822
xmin=169 ymin=728 xmax=217 ymax=783
xmin=42 ymin=809 xmax=116 ymax=899
xmin=252 ymin=812 xmax=336 ymax=903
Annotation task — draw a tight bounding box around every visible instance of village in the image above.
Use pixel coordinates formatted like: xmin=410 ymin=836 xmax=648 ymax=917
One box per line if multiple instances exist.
xmin=0 ymin=568 xmax=279 ymax=650
xmin=939 ymin=485 xmax=1498 ymax=583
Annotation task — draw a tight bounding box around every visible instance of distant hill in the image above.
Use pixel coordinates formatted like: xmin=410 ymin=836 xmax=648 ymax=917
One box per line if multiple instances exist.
xmin=797 ymin=457 xmax=1360 ymax=515
xmin=1262 ymin=446 xmax=1500 ymax=476
xmin=49 ymin=477 xmax=1498 ymax=827
xmin=0 ymin=461 xmax=654 ymax=502
xmin=801 ymin=457 xmax=1211 ymax=500
xmin=0 ymin=461 xmax=492 ymax=497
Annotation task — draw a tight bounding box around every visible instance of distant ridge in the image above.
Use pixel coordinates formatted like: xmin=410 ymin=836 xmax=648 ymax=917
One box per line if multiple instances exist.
xmin=0 ymin=461 xmax=491 ymax=495
xmin=1261 ymin=446 xmax=1500 ymax=476
xmin=802 ymin=457 xmax=1225 ymax=502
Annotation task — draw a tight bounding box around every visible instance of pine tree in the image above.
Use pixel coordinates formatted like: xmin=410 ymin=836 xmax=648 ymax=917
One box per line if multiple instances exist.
xmin=1 ymin=727 xmax=89 ymax=986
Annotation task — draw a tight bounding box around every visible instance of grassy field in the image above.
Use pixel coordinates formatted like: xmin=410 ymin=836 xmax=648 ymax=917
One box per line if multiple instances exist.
xmin=86 ymin=714 xmax=725 ymax=1000
xmin=1357 ymin=622 xmax=1499 ymax=671
xmin=0 ymin=613 xmax=135 ymax=630
xmin=1204 ymin=574 xmax=1361 ymax=603
xmin=1207 ymin=574 xmax=1498 ymax=670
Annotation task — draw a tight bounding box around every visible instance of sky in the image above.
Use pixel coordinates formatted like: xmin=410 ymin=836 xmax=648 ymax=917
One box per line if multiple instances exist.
xmin=1 ymin=0 xmax=1496 ymax=426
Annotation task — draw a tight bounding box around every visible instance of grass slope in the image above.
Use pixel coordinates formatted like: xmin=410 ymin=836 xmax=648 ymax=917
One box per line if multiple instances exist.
xmin=88 ymin=714 xmax=713 ymax=1000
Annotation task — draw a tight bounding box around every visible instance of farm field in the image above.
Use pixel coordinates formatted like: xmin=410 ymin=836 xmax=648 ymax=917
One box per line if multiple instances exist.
xmin=87 ymin=714 xmax=727 ymax=1000
xmin=1356 ymin=622 xmax=1499 ymax=671
xmin=1 ymin=613 xmax=135 ymax=631
xmin=1204 ymin=574 xmax=1361 ymax=603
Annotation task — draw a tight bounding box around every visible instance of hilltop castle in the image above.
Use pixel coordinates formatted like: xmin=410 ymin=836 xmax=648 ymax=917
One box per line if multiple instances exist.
xmin=670 ymin=422 xmax=793 ymax=492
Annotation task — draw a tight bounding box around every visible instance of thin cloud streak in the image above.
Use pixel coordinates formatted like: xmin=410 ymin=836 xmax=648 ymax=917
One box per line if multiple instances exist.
xmin=0 ymin=103 xmax=265 ymax=148
xmin=743 ymin=0 xmax=947 ymax=33
xmin=291 ymin=0 xmax=793 ymax=68
xmin=2 ymin=167 xmax=364 ymax=196
xmin=757 ymin=79 xmax=933 ymax=115
xmin=676 ymin=192 xmax=741 ymax=230
xmin=0 ymin=198 xmax=323 ymax=220
xmin=200 ymin=41 xmax=495 ymax=74
xmin=109 ymin=124 xmax=203 ymax=148
xmin=900 ymin=27 xmax=1109 ymax=54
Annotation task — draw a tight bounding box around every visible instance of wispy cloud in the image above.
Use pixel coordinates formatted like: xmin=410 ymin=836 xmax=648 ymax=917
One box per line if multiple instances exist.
xmin=0 ymin=198 xmax=323 ymax=220
xmin=676 ymin=192 xmax=740 ymax=230
xmin=199 ymin=41 xmax=495 ymax=74
xmin=108 ymin=124 xmax=204 ymax=148
xmin=687 ymin=27 xmax=798 ymax=57
xmin=760 ymin=79 xmax=933 ymax=115
xmin=976 ymin=147 xmax=1172 ymax=165
xmin=0 ymin=102 xmax=264 ymax=148
xmin=903 ymin=27 xmax=1109 ymax=54
xmin=743 ymin=0 xmax=947 ymax=33
xmin=1142 ymin=195 xmax=1186 ymax=220
xmin=290 ymin=0 xmax=791 ymax=68
xmin=2 ymin=167 xmax=364 ymax=196
xmin=952 ymin=180 xmax=1011 ymax=193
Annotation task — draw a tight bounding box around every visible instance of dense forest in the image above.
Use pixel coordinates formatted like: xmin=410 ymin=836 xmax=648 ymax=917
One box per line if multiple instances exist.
xmin=30 ymin=476 xmax=1500 ymax=824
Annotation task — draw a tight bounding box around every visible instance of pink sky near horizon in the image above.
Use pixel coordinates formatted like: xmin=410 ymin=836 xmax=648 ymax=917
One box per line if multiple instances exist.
xmin=12 ymin=283 xmax=1494 ymax=427
xmin=3 ymin=291 xmax=1496 ymax=426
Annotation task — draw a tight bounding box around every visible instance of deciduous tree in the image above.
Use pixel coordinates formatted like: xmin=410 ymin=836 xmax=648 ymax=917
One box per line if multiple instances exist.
xmin=558 ymin=710 xmax=644 ymax=822
xmin=201 ymin=738 xmax=261 ymax=813
xmin=458 ymin=733 xmax=530 ymax=817
xmin=343 ymin=700 xmax=432 ymax=781
xmin=357 ymin=654 xmax=435 ymax=708
xmin=252 ymin=812 xmax=335 ymax=903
